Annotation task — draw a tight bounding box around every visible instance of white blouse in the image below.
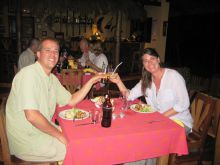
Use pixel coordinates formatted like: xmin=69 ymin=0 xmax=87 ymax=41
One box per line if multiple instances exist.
xmin=127 ymin=68 xmax=193 ymax=128
xmin=78 ymin=51 xmax=96 ymax=67
xmin=93 ymin=53 xmax=108 ymax=69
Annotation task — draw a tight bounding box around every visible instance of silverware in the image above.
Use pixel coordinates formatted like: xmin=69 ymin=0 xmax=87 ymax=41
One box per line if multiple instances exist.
xmin=145 ymin=120 xmax=162 ymax=124
xmin=75 ymin=122 xmax=95 ymax=126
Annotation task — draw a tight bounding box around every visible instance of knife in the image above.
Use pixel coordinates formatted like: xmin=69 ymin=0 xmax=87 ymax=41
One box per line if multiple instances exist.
xmin=75 ymin=122 xmax=95 ymax=126
xmin=145 ymin=120 xmax=162 ymax=124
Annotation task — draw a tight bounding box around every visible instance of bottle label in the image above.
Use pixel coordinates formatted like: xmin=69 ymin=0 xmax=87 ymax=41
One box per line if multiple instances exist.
xmin=101 ymin=107 xmax=112 ymax=127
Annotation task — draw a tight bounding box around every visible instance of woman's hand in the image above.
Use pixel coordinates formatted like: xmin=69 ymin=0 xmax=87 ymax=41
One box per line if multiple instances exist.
xmin=109 ymin=73 xmax=122 ymax=84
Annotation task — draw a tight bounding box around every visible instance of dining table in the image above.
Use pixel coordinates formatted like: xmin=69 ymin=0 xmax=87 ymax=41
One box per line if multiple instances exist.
xmin=55 ymin=70 xmax=101 ymax=90
xmin=55 ymin=98 xmax=188 ymax=165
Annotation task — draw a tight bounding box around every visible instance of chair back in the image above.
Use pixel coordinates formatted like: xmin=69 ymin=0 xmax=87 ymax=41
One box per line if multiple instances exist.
xmin=0 ymin=97 xmax=12 ymax=165
xmin=0 ymin=82 xmax=12 ymax=99
xmin=189 ymin=92 xmax=215 ymax=150
xmin=208 ymin=97 xmax=220 ymax=138
xmin=168 ymin=92 xmax=216 ymax=165
xmin=214 ymin=115 xmax=220 ymax=165
xmin=61 ymin=69 xmax=82 ymax=94
xmin=13 ymin=64 xmax=18 ymax=75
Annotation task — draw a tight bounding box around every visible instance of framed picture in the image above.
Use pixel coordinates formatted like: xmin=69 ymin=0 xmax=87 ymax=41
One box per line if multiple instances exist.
xmin=42 ymin=31 xmax=47 ymax=36
xmin=55 ymin=32 xmax=64 ymax=40
xmin=163 ymin=21 xmax=168 ymax=36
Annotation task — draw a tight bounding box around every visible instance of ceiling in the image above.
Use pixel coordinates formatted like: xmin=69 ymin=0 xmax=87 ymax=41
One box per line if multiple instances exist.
xmin=169 ymin=0 xmax=220 ymax=17
xmin=1 ymin=0 xmax=220 ymax=18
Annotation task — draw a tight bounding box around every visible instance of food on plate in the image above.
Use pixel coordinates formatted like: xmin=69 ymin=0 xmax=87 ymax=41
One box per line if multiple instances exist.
xmin=133 ymin=103 xmax=152 ymax=113
xmin=91 ymin=96 xmax=105 ymax=105
xmin=64 ymin=109 xmax=87 ymax=119
xmin=83 ymin=68 xmax=97 ymax=74
xmin=91 ymin=96 xmax=114 ymax=108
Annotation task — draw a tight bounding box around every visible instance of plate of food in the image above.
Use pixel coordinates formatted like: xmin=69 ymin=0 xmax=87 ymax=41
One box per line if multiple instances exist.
xmin=90 ymin=96 xmax=105 ymax=105
xmin=59 ymin=108 xmax=89 ymax=120
xmin=130 ymin=103 xmax=154 ymax=113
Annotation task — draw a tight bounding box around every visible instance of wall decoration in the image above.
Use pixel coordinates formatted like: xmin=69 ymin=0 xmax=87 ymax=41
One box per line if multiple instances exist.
xmin=97 ymin=16 xmax=104 ymax=33
xmin=151 ymin=18 xmax=158 ymax=42
xmin=42 ymin=31 xmax=47 ymax=36
xmin=55 ymin=32 xmax=64 ymax=40
xmin=163 ymin=21 xmax=168 ymax=36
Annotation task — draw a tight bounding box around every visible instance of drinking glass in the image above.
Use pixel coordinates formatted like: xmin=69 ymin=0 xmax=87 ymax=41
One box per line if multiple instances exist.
xmin=90 ymin=110 xmax=99 ymax=124
xmin=121 ymin=95 xmax=128 ymax=110
xmin=107 ymin=65 xmax=114 ymax=73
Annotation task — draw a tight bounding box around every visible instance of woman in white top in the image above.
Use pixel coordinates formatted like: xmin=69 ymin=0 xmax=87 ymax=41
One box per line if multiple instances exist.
xmin=86 ymin=40 xmax=108 ymax=72
xmin=111 ymin=48 xmax=193 ymax=134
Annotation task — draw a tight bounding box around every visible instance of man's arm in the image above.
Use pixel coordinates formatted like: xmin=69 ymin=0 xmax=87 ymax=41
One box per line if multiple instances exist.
xmin=24 ymin=110 xmax=67 ymax=145
xmin=68 ymin=74 xmax=104 ymax=106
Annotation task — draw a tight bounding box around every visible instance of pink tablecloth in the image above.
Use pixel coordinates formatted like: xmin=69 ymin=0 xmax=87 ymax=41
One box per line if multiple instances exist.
xmin=56 ymin=99 xmax=188 ymax=165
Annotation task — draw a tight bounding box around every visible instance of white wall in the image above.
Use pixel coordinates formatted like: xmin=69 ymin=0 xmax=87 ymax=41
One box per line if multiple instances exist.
xmin=144 ymin=0 xmax=169 ymax=62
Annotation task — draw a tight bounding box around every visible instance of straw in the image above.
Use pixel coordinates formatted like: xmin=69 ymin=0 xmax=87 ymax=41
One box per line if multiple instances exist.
xmin=112 ymin=62 xmax=123 ymax=75
xmin=104 ymin=64 xmax=108 ymax=73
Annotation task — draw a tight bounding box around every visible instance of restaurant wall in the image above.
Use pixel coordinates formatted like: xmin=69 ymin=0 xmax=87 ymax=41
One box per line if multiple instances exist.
xmin=0 ymin=1 xmax=169 ymax=56
xmin=0 ymin=7 xmax=9 ymax=38
xmin=144 ymin=0 xmax=169 ymax=62
xmin=34 ymin=11 xmax=130 ymax=42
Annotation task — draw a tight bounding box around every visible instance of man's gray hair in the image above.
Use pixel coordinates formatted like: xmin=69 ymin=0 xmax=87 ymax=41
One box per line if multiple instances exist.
xmin=28 ymin=38 xmax=40 ymax=47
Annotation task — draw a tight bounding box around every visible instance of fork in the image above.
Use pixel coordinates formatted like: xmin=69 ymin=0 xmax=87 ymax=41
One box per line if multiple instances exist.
xmin=145 ymin=120 xmax=162 ymax=124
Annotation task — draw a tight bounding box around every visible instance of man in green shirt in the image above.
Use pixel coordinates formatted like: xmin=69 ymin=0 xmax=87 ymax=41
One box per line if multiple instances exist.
xmin=6 ymin=38 xmax=104 ymax=162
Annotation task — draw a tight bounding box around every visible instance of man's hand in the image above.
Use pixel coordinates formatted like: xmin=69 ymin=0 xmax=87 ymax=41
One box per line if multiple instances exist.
xmin=25 ymin=110 xmax=68 ymax=146
xmin=57 ymin=133 xmax=68 ymax=145
xmin=89 ymin=73 xmax=105 ymax=84
xmin=109 ymin=73 xmax=122 ymax=84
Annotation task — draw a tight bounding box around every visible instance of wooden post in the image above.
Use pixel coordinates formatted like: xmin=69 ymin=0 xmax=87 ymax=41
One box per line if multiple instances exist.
xmin=115 ymin=10 xmax=121 ymax=66
xmin=72 ymin=11 xmax=74 ymax=36
xmin=16 ymin=0 xmax=21 ymax=54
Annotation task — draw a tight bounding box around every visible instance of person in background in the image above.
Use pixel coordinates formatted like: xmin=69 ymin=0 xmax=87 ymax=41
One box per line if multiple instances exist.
xmin=6 ymin=38 xmax=105 ymax=162
xmin=69 ymin=39 xmax=82 ymax=59
xmin=77 ymin=38 xmax=96 ymax=67
xmin=18 ymin=38 xmax=40 ymax=71
xmin=86 ymin=40 xmax=108 ymax=72
xmin=110 ymin=48 xmax=193 ymax=165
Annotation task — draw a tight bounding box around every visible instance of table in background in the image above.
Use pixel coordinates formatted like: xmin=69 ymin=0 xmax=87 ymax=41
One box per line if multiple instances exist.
xmin=55 ymin=71 xmax=101 ymax=90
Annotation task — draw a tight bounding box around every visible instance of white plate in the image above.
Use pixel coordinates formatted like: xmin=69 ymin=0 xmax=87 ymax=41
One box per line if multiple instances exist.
xmin=59 ymin=108 xmax=89 ymax=120
xmin=130 ymin=104 xmax=154 ymax=113
xmin=90 ymin=96 xmax=105 ymax=103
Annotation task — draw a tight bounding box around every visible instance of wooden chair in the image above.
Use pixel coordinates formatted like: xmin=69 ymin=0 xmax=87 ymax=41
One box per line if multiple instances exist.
xmin=0 ymin=83 xmax=11 ymax=88
xmin=13 ymin=64 xmax=18 ymax=75
xmin=188 ymin=89 xmax=198 ymax=105
xmin=61 ymin=69 xmax=82 ymax=94
xmin=0 ymin=97 xmax=58 ymax=165
xmin=169 ymin=92 xmax=216 ymax=165
xmin=214 ymin=115 xmax=220 ymax=165
xmin=0 ymin=83 xmax=11 ymax=98
xmin=203 ymin=97 xmax=220 ymax=164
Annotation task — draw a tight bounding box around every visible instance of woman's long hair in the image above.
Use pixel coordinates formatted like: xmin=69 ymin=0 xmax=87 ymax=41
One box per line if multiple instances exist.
xmin=141 ymin=48 xmax=160 ymax=96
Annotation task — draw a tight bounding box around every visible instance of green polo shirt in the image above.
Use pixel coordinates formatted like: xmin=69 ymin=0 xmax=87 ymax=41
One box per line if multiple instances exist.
xmin=6 ymin=62 xmax=71 ymax=156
